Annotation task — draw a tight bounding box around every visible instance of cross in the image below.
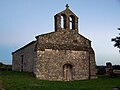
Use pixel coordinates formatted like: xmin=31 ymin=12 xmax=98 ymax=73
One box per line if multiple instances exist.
xmin=66 ymin=4 xmax=69 ymax=9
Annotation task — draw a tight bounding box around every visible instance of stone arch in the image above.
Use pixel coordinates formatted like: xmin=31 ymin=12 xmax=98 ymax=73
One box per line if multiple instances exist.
xmin=54 ymin=14 xmax=61 ymax=31
xmin=61 ymin=14 xmax=67 ymax=29
xmin=69 ymin=15 xmax=75 ymax=30
xmin=63 ymin=63 xmax=73 ymax=81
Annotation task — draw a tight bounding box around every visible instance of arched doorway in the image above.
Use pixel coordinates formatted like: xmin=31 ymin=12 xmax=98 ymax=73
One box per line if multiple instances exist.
xmin=63 ymin=64 xmax=73 ymax=81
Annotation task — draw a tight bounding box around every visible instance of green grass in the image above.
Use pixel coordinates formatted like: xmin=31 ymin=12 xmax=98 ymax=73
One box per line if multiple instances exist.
xmin=0 ymin=71 xmax=2 ymax=89
xmin=1 ymin=70 xmax=120 ymax=90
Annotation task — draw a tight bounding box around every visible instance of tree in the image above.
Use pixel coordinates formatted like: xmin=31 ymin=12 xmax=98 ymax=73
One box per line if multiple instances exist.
xmin=111 ymin=28 xmax=120 ymax=52
xmin=0 ymin=62 xmax=3 ymax=66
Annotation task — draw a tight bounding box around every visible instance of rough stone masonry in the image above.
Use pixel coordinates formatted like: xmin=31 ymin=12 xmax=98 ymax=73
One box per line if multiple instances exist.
xmin=12 ymin=5 xmax=97 ymax=81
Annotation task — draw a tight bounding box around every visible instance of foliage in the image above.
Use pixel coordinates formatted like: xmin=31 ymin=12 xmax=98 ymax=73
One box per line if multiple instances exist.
xmin=113 ymin=65 xmax=120 ymax=70
xmin=0 ymin=62 xmax=3 ymax=66
xmin=111 ymin=28 xmax=120 ymax=52
xmin=96 ymin=66 xmax=106 ymax=75
xmin=1 ymin=71 xmax=120 ymax=90
xmin=0 ymin=63 xmax=12 ymax=71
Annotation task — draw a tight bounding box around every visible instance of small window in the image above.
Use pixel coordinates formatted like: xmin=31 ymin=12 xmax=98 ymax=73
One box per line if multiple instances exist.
xmin=41 ymin=48 xmax=45 ymax=51
xmin=21 ymin=55 xmax=24 ymax=72
xmin=73 ymin=40 xmax=78 ymax=43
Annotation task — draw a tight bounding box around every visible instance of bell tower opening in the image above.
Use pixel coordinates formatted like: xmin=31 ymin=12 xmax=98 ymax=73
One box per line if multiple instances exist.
xmin=61 ymin=14 xmax=67 ymax=29
xmin=69 ymin=15 xmax=75 ymax=30
xmin=61 ymin=15 xmax=64 ymax=29
xmin=54 ymin=4 xmax=78 ymax=33
xmin=70 ymin=17 xmax=72 ymax=30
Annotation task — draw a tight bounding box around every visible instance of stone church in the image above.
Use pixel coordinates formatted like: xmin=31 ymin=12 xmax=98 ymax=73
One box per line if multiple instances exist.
xmin=12 ymin=5 xmax=97 ymax=81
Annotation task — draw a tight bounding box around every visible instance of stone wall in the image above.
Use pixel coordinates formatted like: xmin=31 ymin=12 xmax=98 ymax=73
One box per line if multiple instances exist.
xmin=35 ymin=49 xmax=90 ymax=80
xmin=90 ymin=53 xmax=97 ymax=79
xmin=12 ymin=41 xmax=36 ymax=72
xmin=35 ymin=29 xmax=97 ymax=80
xmin=36 ymin=30 xmax=91 ymax=51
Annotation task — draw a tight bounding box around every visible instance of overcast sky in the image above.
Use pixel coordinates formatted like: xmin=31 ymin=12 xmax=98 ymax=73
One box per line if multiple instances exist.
xmin=0 ymin=0 xmax=120 ymax=65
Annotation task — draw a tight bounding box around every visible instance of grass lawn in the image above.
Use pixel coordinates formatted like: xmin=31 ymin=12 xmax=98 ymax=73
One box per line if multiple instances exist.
xmin=1 ymin=70 xmax=120 ymax=90
xmin=0 ymin=71 xmax=2 ymax=89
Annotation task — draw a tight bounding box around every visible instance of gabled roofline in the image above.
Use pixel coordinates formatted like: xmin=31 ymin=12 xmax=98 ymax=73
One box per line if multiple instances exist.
xmin=35 ymin=31 xmax=55 ymax=39
xmin=78 ymin=33 xmax=91 ymax=42
xmin=55 ymin=6 xmax=79 ymax=19
xmin=12 ymin=41 xmax=36 ymax=55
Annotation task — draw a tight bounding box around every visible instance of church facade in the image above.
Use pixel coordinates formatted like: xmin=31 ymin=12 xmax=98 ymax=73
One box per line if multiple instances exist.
xmin=12 ymin=5 xmax=97 ymax=81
